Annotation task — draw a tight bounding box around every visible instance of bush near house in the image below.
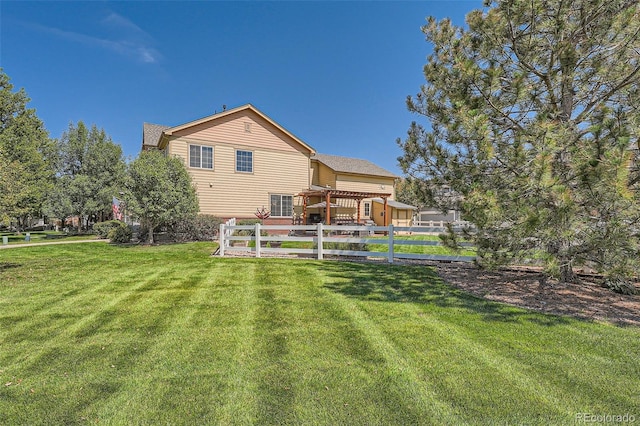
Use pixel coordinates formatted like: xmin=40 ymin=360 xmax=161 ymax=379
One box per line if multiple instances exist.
xmin=170 ymin=215 xmax=223 ymax=242
xmin=235 ymin=219 xmax=267 ymax=237
xmin=93 ymin=220 xmax=123 ymax=239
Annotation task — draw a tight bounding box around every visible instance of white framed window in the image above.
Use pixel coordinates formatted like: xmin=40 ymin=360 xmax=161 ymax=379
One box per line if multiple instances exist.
xmin=236 ymin=149 xmax=253 ymax=173
xmin=189 ymin=145 xmax=213 ymax=169
xmin=270 ymin=194 xmax=293 ymax=217
xmin=364 ymin=201 xmax=371 ymax=218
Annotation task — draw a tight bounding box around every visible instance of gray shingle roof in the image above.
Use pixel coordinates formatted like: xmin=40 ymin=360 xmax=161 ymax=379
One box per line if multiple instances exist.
xmin=312 ymin=153 xmax=398 ymax=178
xmin=143 ymin=123 xmax=170 ymax=149
xmin=372 ymin=198 xmax=417 ymax=210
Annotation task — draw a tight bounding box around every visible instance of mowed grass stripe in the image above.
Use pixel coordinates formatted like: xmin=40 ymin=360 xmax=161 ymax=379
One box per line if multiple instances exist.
xmin=1 ymin=243 xmax=638 ymax=425
xmin=3 ymin=268 xmax=168 ymax=375
xmin=317 ymin=266 xmax=463 ymax=424
xmin=244 ymin=259 xmax=459 ymax=424
xmin=2 ymin=250 xmax=223 ymax=423
xmin=359 ymin=301 xmax=570 ymax=423
xmin=0 ymin=244 xmax=146 ymax=347
xmin=213 ymin=260 xmax=260 ymax=424
xmin=320 ymin=261 xmax=640 ymax=423
xmin=92 ymin=261 xmax=247 ymax=423
xmin=1 ymin=244 xmax=217 ymax=424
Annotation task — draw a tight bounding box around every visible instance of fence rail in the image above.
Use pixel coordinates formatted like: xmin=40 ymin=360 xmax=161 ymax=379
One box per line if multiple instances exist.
xmin=411 ymin=220 xmax=473 ymax=228
xmin=218 ymin=223 xmax=475 ymax=263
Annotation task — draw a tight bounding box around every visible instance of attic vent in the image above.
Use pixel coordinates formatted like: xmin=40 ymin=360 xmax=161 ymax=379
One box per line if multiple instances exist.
xmin=244 ymin=122 xmax=252 ymax=133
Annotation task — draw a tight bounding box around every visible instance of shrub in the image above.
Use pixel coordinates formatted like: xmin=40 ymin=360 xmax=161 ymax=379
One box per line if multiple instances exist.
xmin=93 ymin=220 xmax=122 ymax=239
xmin=195 ymin=215 xmax=223 ymax=240
xmin=603 ymin=278 xmax=638 ymax=295
xmin=324 ymin=242 xmax=369 ymax=252
xmin=171 ymin=215 xmax=224 ymax=242
xmin=235 ymin=219 xmax=267 ymax=237
xmin=108 ymin=222 xmax=133 ymax=244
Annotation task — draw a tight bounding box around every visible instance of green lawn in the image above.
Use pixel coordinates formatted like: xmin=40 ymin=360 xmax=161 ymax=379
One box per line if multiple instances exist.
xmin=367 ymin=234 xmax=477 ymax=257
xmin=1 ymin=243 xmax=638 ymax=424
xmin=0 ymin=231 xmax=98 ymax=245
xmin=280 ymin=234 xmax=476 ymax=257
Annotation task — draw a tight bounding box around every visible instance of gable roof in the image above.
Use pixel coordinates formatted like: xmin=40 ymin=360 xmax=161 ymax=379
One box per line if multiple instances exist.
xmin=142 ymin=123 xmax=170 ymax=149
xmin=311 ymin=153 xmax=399 ymax=178
xmin=155 ymin=104 xmax=315 ymax=153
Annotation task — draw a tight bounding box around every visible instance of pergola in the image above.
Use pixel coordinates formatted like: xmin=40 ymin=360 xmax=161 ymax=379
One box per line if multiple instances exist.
xmin=296 ymin=188 xmax=393 ymax=226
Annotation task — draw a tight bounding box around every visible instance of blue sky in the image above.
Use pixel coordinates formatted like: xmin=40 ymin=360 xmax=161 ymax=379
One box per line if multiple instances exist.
xmin=1 ymin=1 xmax=478 ymax=174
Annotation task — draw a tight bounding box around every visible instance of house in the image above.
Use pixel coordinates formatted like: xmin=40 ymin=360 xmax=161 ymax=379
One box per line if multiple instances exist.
xmin=142 ymin=104 xmax=314 ymax=225
xmin=142 ymin=104 xmax=416 ymax=226
xmin=303 ymin=153 xmax=416 ymax=226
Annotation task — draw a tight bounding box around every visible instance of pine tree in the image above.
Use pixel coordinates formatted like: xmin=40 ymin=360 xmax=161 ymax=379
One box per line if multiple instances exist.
xmin=398 ymin=0 xmax=640 ymax=283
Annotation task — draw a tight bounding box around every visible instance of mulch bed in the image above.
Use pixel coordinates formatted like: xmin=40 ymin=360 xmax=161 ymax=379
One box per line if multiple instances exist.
xmin=434 ymin=263 xmax=640 ymax=327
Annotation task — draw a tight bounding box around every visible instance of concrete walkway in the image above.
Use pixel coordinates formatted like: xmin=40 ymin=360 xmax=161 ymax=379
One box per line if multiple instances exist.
xmin=0 ymin=239 xmax=109 ymax=249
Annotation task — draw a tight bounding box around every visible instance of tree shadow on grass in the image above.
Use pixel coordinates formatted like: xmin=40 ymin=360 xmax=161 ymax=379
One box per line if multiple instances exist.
xmin=0 ymin=262 xmax=21 ymax=271
xmin=321 ymin=260 xmax=572 ymax=326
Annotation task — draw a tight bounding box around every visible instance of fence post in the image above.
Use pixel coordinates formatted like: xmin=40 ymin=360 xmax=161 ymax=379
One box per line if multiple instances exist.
xmin=255 ymin=223 xmax=261 ymax=258
xmin=219 ymin=224 xmax=225 ymax=256
xmin=317 ymin=222 xmax=324 ymax=260
xmin=388 ymin=224 xmax=394 ymax=263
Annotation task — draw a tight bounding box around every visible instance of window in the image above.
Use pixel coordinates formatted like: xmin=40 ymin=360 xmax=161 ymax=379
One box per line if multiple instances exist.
xmin=244 ymin=122 xmax=252 ymax=133
xmin=236 ymin=150 xmax=253 ymax=173
xmin=189 ymin=145 xmax=213 ymax=169
xmin=270 ymin=194 xmax=293 ymax=217
xmin=364 ymin=201 xmax=371 ymax=217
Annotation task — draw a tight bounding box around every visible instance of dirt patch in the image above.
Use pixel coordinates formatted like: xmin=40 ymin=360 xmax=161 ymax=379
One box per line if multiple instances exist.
xmin=434 ymin=263 xmax=640 ymax=327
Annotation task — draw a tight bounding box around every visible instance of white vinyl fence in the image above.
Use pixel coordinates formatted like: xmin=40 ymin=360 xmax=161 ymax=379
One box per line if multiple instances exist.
xmin=218 ymin=223 xmax=475 ymax=263
xmin=222 ymin=217 xmax=236 ymax=248
xmin=411 ymin=220 xmax=473 ymax=228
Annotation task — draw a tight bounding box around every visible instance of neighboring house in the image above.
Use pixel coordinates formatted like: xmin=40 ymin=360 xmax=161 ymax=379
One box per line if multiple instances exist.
xmin=415 ymin=209 xmax=463 ymax=225
xmin=142 ymin=104 xmax=416 ymax=226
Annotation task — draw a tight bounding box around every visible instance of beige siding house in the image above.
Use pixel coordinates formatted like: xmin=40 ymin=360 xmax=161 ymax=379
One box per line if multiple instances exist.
xmin=143 ymin=104 xmax=314 ymax=224
xmin=142 ymin=104 xmax=416 ymax=226
xmin=309 ymin=153 xmax=416 ymax=226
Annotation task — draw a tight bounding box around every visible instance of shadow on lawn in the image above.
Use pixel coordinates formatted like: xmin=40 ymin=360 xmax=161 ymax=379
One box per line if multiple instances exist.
xmin=0 ymin=262 xmax=21 ymax=271
xmin=321 ymin=261 xmax=571 ymax=326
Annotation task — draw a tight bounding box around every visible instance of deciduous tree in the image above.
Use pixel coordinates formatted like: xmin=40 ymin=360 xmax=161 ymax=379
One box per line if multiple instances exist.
xmin=126 ymin=150 xmax=199 ymax=244
xmin=48 ymin=122 xmax=126 ymax=230
xmin=398 ymin=0 xmax=640 ymax=284
xmin=0 ymin=69 xmax=55 ymax=228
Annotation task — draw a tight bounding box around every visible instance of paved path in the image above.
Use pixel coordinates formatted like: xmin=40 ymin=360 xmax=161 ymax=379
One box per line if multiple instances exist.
xmin=0 ymin=239 xmax=109 ymax=249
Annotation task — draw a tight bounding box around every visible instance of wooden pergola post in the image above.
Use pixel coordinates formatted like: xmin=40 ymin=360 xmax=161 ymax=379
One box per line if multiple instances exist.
xmin=302 ymin=196 xmax=309 ymax=225
xmin=325 ymin=191 xmax=332 ymax=225
xmin=383 ymin=197 xmax=389 ymax=226
xmin=356 ymin=198 xmax=362 ymax=224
